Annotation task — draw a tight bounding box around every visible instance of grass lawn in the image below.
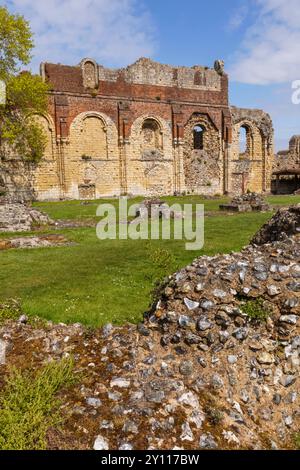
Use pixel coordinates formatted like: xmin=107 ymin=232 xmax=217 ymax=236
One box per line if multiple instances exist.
xmin=0 ymin=195 xmax=299 ymax=326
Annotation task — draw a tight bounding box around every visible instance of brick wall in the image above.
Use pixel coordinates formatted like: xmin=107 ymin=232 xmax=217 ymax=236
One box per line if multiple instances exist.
xmin=14 ymin=58 xmax=274 ymax=201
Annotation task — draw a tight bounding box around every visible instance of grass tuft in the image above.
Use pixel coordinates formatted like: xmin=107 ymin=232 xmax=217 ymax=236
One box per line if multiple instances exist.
xmin=0 ymin=357 xmax=75 ymax=450
xmin=294 ymin=433 xmax=300 ymax=450
xmin=240 ymin=297 xmax=270 ymax=322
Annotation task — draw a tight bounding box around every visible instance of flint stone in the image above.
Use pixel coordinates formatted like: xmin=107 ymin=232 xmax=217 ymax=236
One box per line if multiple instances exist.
xmin=179 ymin=360 xmax=194 ymax=376
xmin=257 ymin=352 xmax=275 ymax=365
xmin=178 ymin=315 xmax=192 ymax=328
xmin=110 ymin=378 xmax=130 ymax=388
xmin=281 ymin=375 xmax=296 ymax=387
xmin=93 ymin=435 xmax=109 ymax=450
xmin=228 ymin=355 xmax=238 ymax=364
xmin=137 ymin=323 xmax=150 ymax=336
xmin=279 ymin=315 xmax=298 ymax=325
xmin=122 ymin=420 xmax=138 ymax=434
xmin=86 ymin=397 xmax=102 ymax=408
xmin=199 ymin=433 xmax=218 ymax=449
xmin=0 ymin=340 xmax=7 ymax=365
xmin=145 ymin=389 xmax=165 ymax=403
xmin=119 ymin=443 xmax=133 ymax=450
xmin=197 ymin=316 xmax=212 ymax=331
xmin=213 ymin=289 xmax=227 ymax=299
xmin=201 ymin=300 xmax=215 ymax=310
xmin=178 ymin=391 xmax=200 ymax=408
xmin=233 ymin=327 xmax=248 ymax=341
xmin=267 ymin=285 xmax=281 ymax=296
xmin=102 ymin=323 xmax=113 ymax=337
xmin=211 ymin=373 xmax=224 ymax=389
xmin=184 ymin=298 xmax=199 ymax=311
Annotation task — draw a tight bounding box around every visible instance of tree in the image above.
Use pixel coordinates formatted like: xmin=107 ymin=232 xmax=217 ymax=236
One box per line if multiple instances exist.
xmin=0 ymin=6 xmax=49 ymax=162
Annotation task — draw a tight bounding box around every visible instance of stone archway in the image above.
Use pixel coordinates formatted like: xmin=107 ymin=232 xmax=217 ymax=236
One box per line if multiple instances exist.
xmin=66 ymin=112 xmax=120 ymax=199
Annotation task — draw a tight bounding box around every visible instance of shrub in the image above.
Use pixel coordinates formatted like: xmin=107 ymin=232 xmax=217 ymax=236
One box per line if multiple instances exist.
xmin=0 ymin=357 xmax=75 ymax=450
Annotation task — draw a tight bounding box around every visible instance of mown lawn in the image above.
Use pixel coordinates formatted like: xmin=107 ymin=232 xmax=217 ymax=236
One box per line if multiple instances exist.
xmin=0 ymin=195 xmax=299 ymax=326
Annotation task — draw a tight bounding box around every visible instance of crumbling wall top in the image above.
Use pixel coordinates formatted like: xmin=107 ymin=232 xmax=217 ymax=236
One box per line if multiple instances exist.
xmin=231 ymin=106 xmax=273 ymax=139
xmin=43 ymin=57 xmax=226 ymax=93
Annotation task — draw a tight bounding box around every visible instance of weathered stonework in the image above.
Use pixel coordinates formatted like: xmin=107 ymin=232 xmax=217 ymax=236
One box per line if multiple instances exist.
xmin=0 ymin=203 xmax=53 ymax=232
xmin=230 ymin=107 xmax=274 ymax=195
xmin=0 ymin=58 xmax=274 ymax=200
xmin=183 ymin=114 xmax=221 ymax=195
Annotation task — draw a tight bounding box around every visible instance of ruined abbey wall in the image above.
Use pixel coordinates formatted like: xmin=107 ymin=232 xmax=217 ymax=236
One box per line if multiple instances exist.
xmin=0 ymin=58 xmax=274 ymax=201
xmin=230 ymin=107 xmax=274 ymax=195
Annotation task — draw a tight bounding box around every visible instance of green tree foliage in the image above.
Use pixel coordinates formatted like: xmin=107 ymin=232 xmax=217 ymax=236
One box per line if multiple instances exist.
xmin=0 ymin=6 xmax=49 ymax=162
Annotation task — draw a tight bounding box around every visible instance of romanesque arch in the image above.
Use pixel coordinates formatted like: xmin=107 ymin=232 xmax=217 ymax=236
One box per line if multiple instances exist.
xmin=230 ymin=117 xmax=266 ymax=194
xmin=238 ymin=123 xmax=254 ymax=159
xmin=183 ymin=113 xmax=221 ymax=194
xmin=128 ymin=115 xmax=174 ymax=195
xmin=69 ymin=112 xmax=109 ymax=160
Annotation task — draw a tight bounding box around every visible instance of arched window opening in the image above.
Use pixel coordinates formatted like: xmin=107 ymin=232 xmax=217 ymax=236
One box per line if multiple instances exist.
xmin=239 ymin=126 xmax=248 ymax=157
xmin=193 ymin=125 xmax=205 ymax=150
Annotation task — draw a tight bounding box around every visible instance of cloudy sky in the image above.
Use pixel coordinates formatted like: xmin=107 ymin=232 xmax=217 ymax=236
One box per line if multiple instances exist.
xmin=4 ymin=0 xmax=300 ymax=150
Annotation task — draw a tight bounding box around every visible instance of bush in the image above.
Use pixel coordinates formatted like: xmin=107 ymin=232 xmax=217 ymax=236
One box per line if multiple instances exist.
xmin=0 ymin=357 xmax=75 ymax=450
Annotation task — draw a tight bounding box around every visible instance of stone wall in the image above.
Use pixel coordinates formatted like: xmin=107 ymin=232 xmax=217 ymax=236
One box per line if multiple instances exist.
xmin=0 ymin=157 xmax=35 ymax=202
xmin=272 ymin=136 xmax=300 ymax=194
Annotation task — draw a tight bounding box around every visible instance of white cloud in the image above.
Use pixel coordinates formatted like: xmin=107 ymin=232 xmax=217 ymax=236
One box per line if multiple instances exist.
xmin=230 ymin=0 xmax=300 ymax=84
xmin=6 ymin=0 xmax=156 ymax=70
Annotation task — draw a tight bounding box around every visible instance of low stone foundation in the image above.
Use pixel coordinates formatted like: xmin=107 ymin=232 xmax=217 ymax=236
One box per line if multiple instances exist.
xmin=220 ymin=192 xmax=270 ymax=212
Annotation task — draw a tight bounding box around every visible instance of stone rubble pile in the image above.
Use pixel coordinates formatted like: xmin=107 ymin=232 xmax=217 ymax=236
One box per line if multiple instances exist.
xmin=137 ymin=198 xmax=184 ymax=219
xmin=0 ymin=203 xmax=54 ymax=232
xmin=0 ymin=208 xmax=299 ymax=450
xmin=252 ymin=204 xmax=300 ymax=245
xmin=220 ymin=192 xmax=270 ymax=213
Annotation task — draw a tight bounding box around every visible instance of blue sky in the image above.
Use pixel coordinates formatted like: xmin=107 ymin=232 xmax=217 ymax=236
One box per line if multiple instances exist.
xmin=4 ymin=0 xmax=300 ymax=151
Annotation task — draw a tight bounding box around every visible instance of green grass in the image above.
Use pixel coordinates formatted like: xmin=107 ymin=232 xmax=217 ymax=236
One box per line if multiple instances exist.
xmin=0 ymin=195 xmax=299 ymax=327
xmin=31 ymin=194 xmax=300 ymax=221
xmin=0 ymin=358 xmax=74 ymax=450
